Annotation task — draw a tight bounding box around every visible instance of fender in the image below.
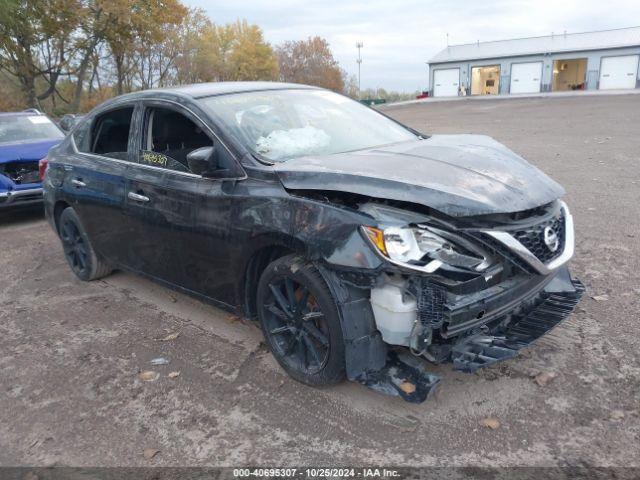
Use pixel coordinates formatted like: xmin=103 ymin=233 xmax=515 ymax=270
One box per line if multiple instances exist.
xmin=316 ymin=264 xmax=387 ymax=380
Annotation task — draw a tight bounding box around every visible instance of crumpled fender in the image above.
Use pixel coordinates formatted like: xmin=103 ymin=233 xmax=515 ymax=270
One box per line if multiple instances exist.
xmin=316 ymin=265 xmax=388 ymax=379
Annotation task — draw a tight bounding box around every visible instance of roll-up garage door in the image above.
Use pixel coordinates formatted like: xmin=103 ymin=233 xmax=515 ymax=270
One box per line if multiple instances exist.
xmin=510 ymin=62 xmax=542 ymax=94
xmin=599 ymin=55 xmax=639 ymax=90
xmin=433 ymin=68 xmax=460 ymax=97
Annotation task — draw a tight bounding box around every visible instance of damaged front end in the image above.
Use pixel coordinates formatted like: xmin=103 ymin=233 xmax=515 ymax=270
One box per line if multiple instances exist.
xmin=321 ymin=199 xmax=584 ymax=403
xmin=0 ymin=160 xmax=44 ymax=208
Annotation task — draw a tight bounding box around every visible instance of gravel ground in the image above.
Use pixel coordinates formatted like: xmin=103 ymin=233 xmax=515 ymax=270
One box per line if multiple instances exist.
xmin=1 ymin=94 xmax=639 ymax=468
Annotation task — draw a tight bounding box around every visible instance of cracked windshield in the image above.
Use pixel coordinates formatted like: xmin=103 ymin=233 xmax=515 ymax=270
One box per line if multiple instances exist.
xmin=200 ymin=89 xmax=417 ymax=161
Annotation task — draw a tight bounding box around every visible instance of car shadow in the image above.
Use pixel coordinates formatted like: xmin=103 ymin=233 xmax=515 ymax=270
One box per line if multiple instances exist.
xmin=0 ymin=206 xmax=45 ymax=227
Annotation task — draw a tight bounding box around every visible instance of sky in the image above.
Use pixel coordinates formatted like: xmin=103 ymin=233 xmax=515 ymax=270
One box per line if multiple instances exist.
xmin=183 ymin=0 xmax=640 ymax=92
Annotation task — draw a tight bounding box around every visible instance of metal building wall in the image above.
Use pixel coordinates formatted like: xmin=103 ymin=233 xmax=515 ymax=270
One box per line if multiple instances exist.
xmin=428 ymin=46 xmax=640 ymax=96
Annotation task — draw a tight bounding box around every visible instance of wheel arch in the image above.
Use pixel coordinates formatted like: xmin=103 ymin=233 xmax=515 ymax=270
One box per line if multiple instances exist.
xmin=53 ymin=200 xmax=71 ymax=233
xmin=240 ymin=234 xmax=307 ymax=320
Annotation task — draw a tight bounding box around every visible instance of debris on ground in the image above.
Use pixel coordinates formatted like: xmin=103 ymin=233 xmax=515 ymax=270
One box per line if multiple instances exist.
xmin=160 ymin=332 xmax=180 ymax=341
xmin=534 ymin=371 xmax=557 ymax=387
xmin=168 ymin=371 xmax=180 ymax=379
xmin=398 ymin=380 xmax=416 ymax=394
xmin=143 ymin=448 xmax=160 ymax=460
xmin=138 ymin=371 xmax=159 ymax=382
xmin=610 ymin=410 xmax=625 ymax=420
xmin=150 ymin=357 xmax=170 ymax=365
xmin=480 ymin=417 xmax=501 ymax=429
xmin=591 ymin=294 xmax=609 ymax=302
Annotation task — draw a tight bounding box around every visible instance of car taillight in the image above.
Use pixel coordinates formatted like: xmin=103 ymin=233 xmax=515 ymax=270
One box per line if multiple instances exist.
xmin=38 ymin=157 xmax=49 ymax=181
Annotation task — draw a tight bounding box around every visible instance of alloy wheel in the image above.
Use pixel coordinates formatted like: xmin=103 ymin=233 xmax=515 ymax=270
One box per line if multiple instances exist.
xmin=60 ymin=219 xmax=89 ymax=275
xmin=262 ymin=276 xmax=330 ymax=375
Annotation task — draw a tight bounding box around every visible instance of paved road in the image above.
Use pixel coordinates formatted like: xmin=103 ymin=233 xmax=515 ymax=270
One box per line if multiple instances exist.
xmin=1 ymin=94 xmax=639 ymax=467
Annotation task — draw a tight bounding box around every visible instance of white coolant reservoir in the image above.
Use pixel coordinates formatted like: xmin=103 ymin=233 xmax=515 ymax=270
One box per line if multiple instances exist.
xmin=370 ymin=277 xmax=417 ymax=346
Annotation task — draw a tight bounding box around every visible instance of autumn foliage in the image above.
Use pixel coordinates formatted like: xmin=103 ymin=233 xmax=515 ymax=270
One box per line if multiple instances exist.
xmin=277 ymin=37 xmax=345 ymax=92
xmin=0 ymin=0 xmax=348 ymax=115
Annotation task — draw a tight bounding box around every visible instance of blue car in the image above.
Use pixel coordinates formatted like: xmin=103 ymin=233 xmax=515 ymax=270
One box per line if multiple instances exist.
xmin=0 ymin=110 xmax=65 ymax=209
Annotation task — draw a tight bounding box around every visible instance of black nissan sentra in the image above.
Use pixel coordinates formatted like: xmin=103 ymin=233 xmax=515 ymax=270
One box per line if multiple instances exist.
xmin=43 ymin=82 xmax=584 ymax=402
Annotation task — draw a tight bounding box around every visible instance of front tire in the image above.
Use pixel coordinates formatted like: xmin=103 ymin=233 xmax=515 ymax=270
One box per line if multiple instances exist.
xmin=58 ymin=207 xmax=112 ymax=281
xmin=257 ymin=255 xmax=346 ymax=386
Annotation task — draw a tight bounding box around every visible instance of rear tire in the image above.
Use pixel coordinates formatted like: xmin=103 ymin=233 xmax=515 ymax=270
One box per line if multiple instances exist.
xmin=257 ymin=254 xmax=346 ymax=386
xmin=58 ymin=207 xmax=112 ymax=281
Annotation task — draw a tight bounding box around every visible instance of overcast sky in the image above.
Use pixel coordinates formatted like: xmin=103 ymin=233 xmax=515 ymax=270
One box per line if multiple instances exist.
xmin=183 ymin=0 xmax=640 ymax=92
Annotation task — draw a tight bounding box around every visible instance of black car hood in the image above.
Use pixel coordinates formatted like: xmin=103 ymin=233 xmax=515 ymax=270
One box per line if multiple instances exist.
xmin=274 ymin=134 xmax=565 ymax=217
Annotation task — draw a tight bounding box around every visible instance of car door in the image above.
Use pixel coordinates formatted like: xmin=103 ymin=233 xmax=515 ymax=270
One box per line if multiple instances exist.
xmin=124 ymin=100 xmax=236 ymax=302
xmin=62 ymin=104 xmax=136 ymax=266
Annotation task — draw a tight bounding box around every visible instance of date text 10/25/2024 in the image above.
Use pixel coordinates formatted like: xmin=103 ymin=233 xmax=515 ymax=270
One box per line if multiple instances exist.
xmin=233 ymin=468 xmax=401 ymax=478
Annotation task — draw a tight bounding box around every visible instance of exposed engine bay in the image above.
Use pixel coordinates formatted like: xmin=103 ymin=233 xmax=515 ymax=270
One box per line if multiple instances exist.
xmin=323 ymin=199 xmax=584 ymax=402
xmin=0 ymin=161 xmax=40 ymax=185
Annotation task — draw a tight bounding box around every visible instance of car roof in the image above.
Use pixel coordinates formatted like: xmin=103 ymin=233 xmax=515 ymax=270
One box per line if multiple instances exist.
xmin=157 ymin=81 xmax=317 ymax=98
xmin=0 ymin=110 xmax=45 ymax=118
xmin=105 ymin=81 xmax=319 ymax=106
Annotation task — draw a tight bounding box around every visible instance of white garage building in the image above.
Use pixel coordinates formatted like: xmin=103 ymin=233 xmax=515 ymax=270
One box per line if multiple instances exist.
xmin=428 ymin=26 xmax=640 ymax=97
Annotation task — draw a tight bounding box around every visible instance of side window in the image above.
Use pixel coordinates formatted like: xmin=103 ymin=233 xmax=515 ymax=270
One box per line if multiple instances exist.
xmin=90 ymin=107 xmax=134 ymax=160
xmin=139 ymin=107 xmax=213 ymax=173
xmin=72 ymin=119 xmax=92 ymax=153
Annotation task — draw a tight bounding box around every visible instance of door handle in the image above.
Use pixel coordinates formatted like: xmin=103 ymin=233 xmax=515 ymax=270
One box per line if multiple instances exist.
xmin=71 ymin=178 xmax=86 ymax=188
xmin=128 ymin=192 xmax=150 ymax=203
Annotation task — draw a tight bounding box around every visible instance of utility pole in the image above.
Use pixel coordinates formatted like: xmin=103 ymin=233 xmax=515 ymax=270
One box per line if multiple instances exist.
xmin=356 ymin=41 xmax=363 ymax=98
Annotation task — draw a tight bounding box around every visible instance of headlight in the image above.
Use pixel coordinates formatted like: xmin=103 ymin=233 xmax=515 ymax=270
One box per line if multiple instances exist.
xmin=363 ymin=224 xmax=490 ymax=273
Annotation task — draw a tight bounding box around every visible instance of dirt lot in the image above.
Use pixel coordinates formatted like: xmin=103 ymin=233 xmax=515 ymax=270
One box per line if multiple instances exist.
xmin=1 ymin=94 xmax=639 ymax=468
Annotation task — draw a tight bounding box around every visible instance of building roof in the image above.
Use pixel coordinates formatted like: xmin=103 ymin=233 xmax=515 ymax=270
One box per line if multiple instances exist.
xmin=429 ymin=26 xmax=640 ymax=64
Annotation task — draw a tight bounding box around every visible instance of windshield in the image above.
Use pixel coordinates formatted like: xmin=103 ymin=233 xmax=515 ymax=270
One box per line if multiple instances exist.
xmin=199 ymin=89 xmax=418 ymax=162
xmin=0 ymin=115 xmax=64 ymax=144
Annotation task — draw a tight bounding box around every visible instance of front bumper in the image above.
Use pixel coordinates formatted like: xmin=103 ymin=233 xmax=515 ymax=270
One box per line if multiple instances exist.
xmin=361 ymin=270 xmax=584 ymax=403
xmin=451 ymin=276 xmax=585 ymax=372
xmin=0 ymin=187 xmax=43 ymax=209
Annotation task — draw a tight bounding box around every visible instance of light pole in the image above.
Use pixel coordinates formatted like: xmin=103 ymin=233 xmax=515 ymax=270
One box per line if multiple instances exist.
xmin=356 ymin=41 xmax=363 ymax=98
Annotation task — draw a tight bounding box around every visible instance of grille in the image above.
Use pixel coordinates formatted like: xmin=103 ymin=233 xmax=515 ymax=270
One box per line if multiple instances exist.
xmin=416 ymin=280 xmax=447 ymax=329
xmin=13 ymin=191 xmax=42 ymax=203
xmin=512 ymin=211 xmax=565 ymax=264
xmin=468 ymin=232 xmax=537 ymax=274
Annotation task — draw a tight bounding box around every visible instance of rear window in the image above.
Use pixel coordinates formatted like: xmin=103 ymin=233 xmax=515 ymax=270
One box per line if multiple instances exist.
xmin=0 ymin=115 xmax=64 ymax=144
xmin=74 ymin=107 xmax=134 ymax=160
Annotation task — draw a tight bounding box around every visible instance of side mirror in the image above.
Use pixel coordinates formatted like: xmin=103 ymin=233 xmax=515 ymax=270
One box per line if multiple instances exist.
xmin=187 ymin=146 xmax=216 ymax=176
xmin=59 ymin=117 xmax=72 ymax=132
